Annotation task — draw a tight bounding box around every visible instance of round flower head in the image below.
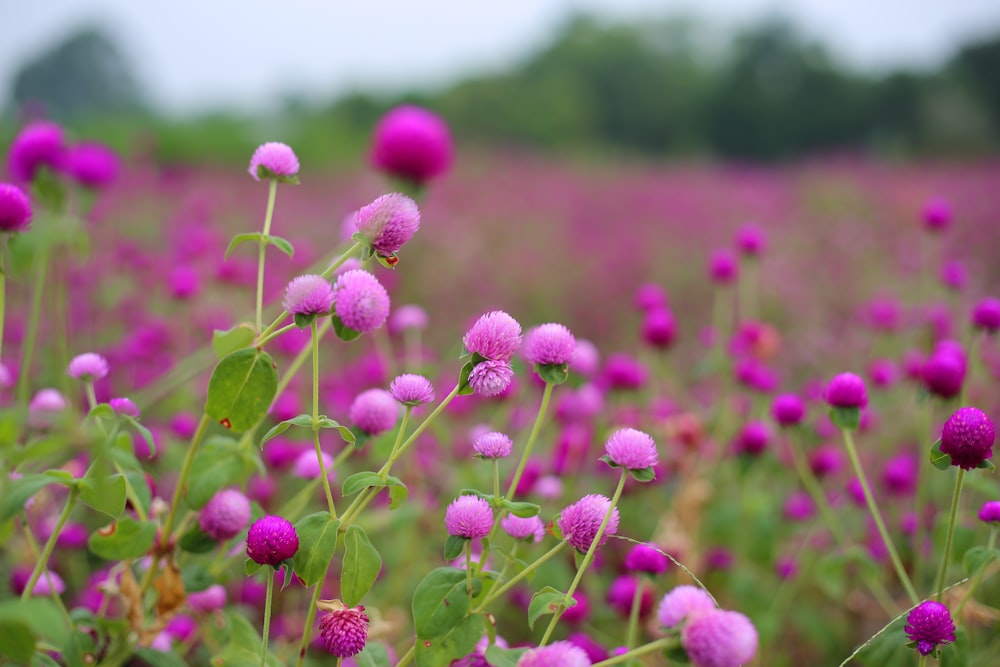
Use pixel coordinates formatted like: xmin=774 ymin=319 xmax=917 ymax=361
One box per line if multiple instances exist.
xmin=570 ymin=339 xmax=600 ymax=377
xmin=444 ymin=495 xmax=493 ymax=539
xmin=389 ymin=304 xmax=429 ymax=333
xmin=293 ymin=449 xmax=335 ymax=481
xmin=972 ymin=297 xmax=1000 ymax=333
xmin=524 ymin=323 xmax=576 ymax=366
xmin=187 ymin=584 xmax=227 ymax=613
xmin=67 ymin=352 xmax=109 ymax=382
xmin=658 ymin=585 xmax=716 ymax=628
xmin=604 ymin=427 xmax=658 ymax=470
xmin=454 ymin=635 xmax=508 ymax=667
xmin=941 ymin=260 xmax=966 ymax=291
xmin=246 ymin=515 xmax=299 ymax=566
xmin=634 ymin=282 xmax=668 ymax=312
xmin=464 ymin=310 xmax=522 ymax=362
xmin=28 ymin=389 xmax=67 ymax=426
xmin=469 ymin=359 xmax=515 ymax=397
xmin=169 ymin=265 xmax=200 ymax=298
xmin=517 ymin=641 xmax=592 ymax=667
xmin=0 ymin=183 xmax=32 ymax=232
xmin=66 ymin=142 xmax=119 ymax=188
xmin=7 ymin=121 xmax=65 ymax=182
xmin=110 ymin=397 xmax=140 ymax=418
xmin=940 ymin=406 xmax=995 ymax=470
xmin=558 ymin=494 xmax=620 ymax=553
xmin=353 ymin=193 xmax=421 ymax=257
xmin=332 ymin=269 xmax=390 ymax=333
xmin=601 ymin=352 xmax=648 ymax=390
xmin=199 ymin=489 xmax=252 ymax=541
xmin=905 ymin=600 xmax=956 ymax=656
xmin=473 ymin=431 xmax=513 ymax=459
xmin=624 ymin=542 xmax=669 ymax=574
xmin=371 ymin=105 xmax=453 ymax=184
xmin=561 ymin=591 xmax=591 ymax=625
xmin=922 ymin=196 xmax=952 ymax=232
xmin=734 ymin=421 xmax=769 ymax=456
xmin=783 ymin=491 xmax=815 ymax=521
xmin=641 ymin=308 xmax=677 ymax=349
xmin=681 ymin=609 xmax=758 ymax=667
xmin=922 ymin=348 xmax=966 ymax=399
xmin=349 ymin=388 xmax=398 ymax=436
xmin=708 ymin=249 xmax=738 ymax=284
xmin=823 ymin=373 xmax=868 ymax=408
xmin=978 ymin=500 xmax=1000 ymax=524
xmin=389 ymin=373 xmax=435 ymax=406
xmin=500 ymin=514 xmax=545 ymax=542
xmin=319 ymin=603 xmax=370 ymax=658
xmin=248 ymin=142 xmax=299 ymax=181
xmin=283 ymin=275 xmax=334 ymax=316
xmin=735 ymin=223 xmax=767 ymax=257
xmin=771 ymin=393 xmax=805 ymax=426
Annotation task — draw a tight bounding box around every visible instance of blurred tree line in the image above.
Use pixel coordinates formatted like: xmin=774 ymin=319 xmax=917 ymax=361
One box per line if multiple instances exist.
xmin=6 ymin=15 xmax=1000 ymax=162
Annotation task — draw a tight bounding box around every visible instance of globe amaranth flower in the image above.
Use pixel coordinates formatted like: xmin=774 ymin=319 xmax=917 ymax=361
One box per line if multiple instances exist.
xmin=248 ymin=142 xmax=299 ymax=181
xmin=922 ymin=345 xmax=966 ymax=399
xmin=569 ymin=339 xmax=600 ymax=377
xmin=500 ymin=514 xmax=544 ymax=542
xmin=332 ymin=269 xmax=390 ymax=333
xmin=973 ymin=297 xmax=1000 ymax=333
xmin=624 ymin=542 xmax=670 ymax=575
xmin=292 ymin=449 xmax=336 ymax=482
xmin=389 ymin=304 xmax=429 ymax=333
xmin=607 ymin=574 xmax=655 ymax=619
xmin=681 ymin=609 xmax=758 ymax=667
xmin=473 ymin=431 xmax=513 ymax=459
xmin=283 ymin=275 xmax=334 ymax=316
xmin=641 ymin=308 xmax=676 ymax=349
xmin=66 ymin=141 xmax=119 ymax=188
xmin=349 ymin=388 xmax=399 ymax=436
xmin=389 ymin=373 xmax=435 ymax=406
xmin=905 ymin=600 xmax=956 ymax=656
xmin=353 ymin=193 xmax=421 ymax=257
xmin=978 ymin=500 xmax=1000 ymax=523
xmin=468 ymin=359 xmax=515 ymax=397
xmin=318 ymin=601 xmax=369 ymax=658
xmin=558 ymin=494 xmax=619 ymax=553
xmin=246 ymin=515 xmax=299 ymax=566
xmin=604 ymin=427 xmax=658 ymax=470
xmin=658 ymin=585 xmax=716 ymax=629
xmin=517 ymin=641 xmax=592 ymax=667
xmin=634 ymin=282 xmax=668 ymax=312
xmin=464 ymin=310 xmax=522 ymax=362
xmin=454 ymin=635 xmax=508 ymax=667
xmin=444 ymin=495 xmax=493 ymax=539
xmin=708 ymin=249 xmax=738 ymax=284
xmin=823 ymin=372 xmax=868 ymax=408
xmin=199 ymin=489 xmax=252 ymax=541
xmin=733 ymin=421 xmax=769 ymax=456
xmin=7 ymin=121 xmax=65 ymax=182
xmin=67 ymin=352 xmax=109 ymax=382
xmin=771 ymin=393 xmax=805 ymax=426
xmin=187 ymin=584 xmax=227 ymax=613
xmin=0 ymin=183 xmax=32 ymax=232
xmin=371 ymin=105 xmax=453 ymax=184
xmin=735 ymin=223 xmax=767 ymax=257
xmin=109 ymin=397 xmax=140 ymax=418
xmin=922 ymin=197 xmax=952 ymax=232
xmin=524 ymin=323 xmax=576 ymax=366
xmin=940 ymin=406 xmax=995 ymax=470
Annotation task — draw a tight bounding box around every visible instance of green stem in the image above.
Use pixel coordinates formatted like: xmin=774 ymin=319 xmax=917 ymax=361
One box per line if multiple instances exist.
xmin=260 ymin=567 xmax=275 ymax=667
xmin=592 ymin=637 xmax=678 ymax=667
xmin=473 ymin=541 xmax=567 ymax=612
xmin=256 ymin=179 xmax=278 ymax=334
xmin=256 ymin=323 xmax=299 ymax=348
xmin=955 ymin=527 xmax=997 ymax=616
xmin=465 ymin=540 xmax=473 ymax=595
xmin=0 ymin=237 xmax=6 ymax=364
xmin=84 ymin=380 xmax=98 ymax=412
xmin=295 ymin=570 xmax=329 ymax=667
xmin=841 ymin=427 xmax=919 ymax=605
xmin=16 ymin=247 xmax=49 ymax=405
xmin=506 ymin=383 xmax=554 ymax=498
xmin=339 ymin=407 xmax=413 ymax=527
xmin=22 ymin=487 xmax=79 ymax=601
xmin=539 ymin=469 xmax=628 ymax=645
xmin=625 ymin=575 xmax=646 ymax=649
xmin=378 ymin=383 xmax=461 ymax=474
xmin=492 ymin=459 xmax=500 ymax=500
xmin=311 ymin=320 xmax=336 ymax=520
xmin=934 ymin=468 xmax=966 ymax=601
xmin=395 ymin=645 xmax=415 ymax=667
xmin=19 ymin=516 xmax=73 ymax=626
xmin=162 ymin=413 xmax=210 ymax=540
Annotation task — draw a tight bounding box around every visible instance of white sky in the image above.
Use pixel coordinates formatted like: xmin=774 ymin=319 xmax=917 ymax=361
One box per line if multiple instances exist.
xmin=2 ymin=0 xmax=1000 ymax=114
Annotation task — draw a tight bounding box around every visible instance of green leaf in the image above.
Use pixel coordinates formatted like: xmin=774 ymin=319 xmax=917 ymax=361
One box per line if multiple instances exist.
xmin=342 ymin=525 xmax=382 ymax=606
xmin=122 ymin=416 xmax=157 ymax=457
xmin=32 ymin=654 xmax=61 ymax=667
xmin=179 ymin=523 xmax=219 ymax=554
xmin=484 ymin=646 xmax=529 ymax=667
xmin=389 ymin=484 xmax=409 ymax=510
xmin=1 ymin=473 xmax=76 ymax=524
xmin=269 ymin=235 xmax=295 ymax=258
xmin=939 ymin=627 xmax=969 ymax=667
xmin=205 ymin=348 xmax=279 ymax=433
xmin=829 ymin=406 xmax=860 ymax=431
xmin=0 ymin=599 xmax=68 ymax=663
xmin=929 ymin=439 xmax=951 ymax=471
xmin=628 ymin=466 xmax=657 ymax=482
xmin=88 ymin=517 xmax=158 ymax=560
xmin=61 ymin=629 xmax=97 ymax=667
xmin=962 ymin=545 xmax=998 ymax=576
xmin=294 ymin=312 xmax=318 ymax=329
xmin=976 ymin=458 xmax=996 ymax=471
xmin=444 ymin=534 xmax=468 ymax=561
xmin=213 ymin=324 xmax=257 ymax=359
xmin=245 ymin=559 xmax=263 ymax=576
xmin=457 ymin=360 xmax=476 ymax=396
xmin=186 ymin=436 xmax=254 ymax=509
xmin=224 ymin=232 xmax=264 ymax=259
xmin=291 ymin=513 xmax=340 ymax=587
xmin=133 ymin=648 xmax=189 ymax=667
xmin=181 ymin=564 xmax=215 ymax=593
xmin=534 ymin=362 xmax=569 ymax=385
xmin=414 ymin=614 xmax=482 ymax=667
xmin=87 ymin=403 xmax=116 ymax=421
xmin=340 ymin=471 xmax=405 ymax=497
xmin=316 ymin=416 xmax=357 ymax=444
xmin=352 ymin=643 xmax=392 ymax=667
xmin=528 ymin=586 xmax=570 ymax=629
xmin=501 ymin=500 xmax=540 ymax=518
xmin=332 ymin=314 xmax=363 ymax=341
xmin=80 ymin=472 xmax=127 ymax=519
xmin=259 ymin=414 xmax=310 ymax=447
xmin=412 ymin=568 xmax=480 ymax=638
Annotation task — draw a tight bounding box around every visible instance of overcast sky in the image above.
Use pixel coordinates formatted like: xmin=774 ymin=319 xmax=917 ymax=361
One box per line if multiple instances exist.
xmin=3 ymin=0 xmax=1000 ymax=114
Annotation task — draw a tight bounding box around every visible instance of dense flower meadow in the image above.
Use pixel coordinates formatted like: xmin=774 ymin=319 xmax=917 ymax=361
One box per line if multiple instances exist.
xmin=1 ymin=108 xmax=999 ymax=667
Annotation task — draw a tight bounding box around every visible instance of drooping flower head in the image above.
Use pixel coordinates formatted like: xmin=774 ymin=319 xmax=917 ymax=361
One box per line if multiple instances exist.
xmin=524 ymin=323 xmax=576 ymax=366
xmin=823 ymin=373 xmax=868 ymax=409
xmin=283 ymin=275 xmax=334 ymax=316
xmin=603 ymin=428 xmax=658 ymax=471
xmin=657 ymin=585 xmax=716 ymax=629
xmin=681 ymin=609 xmax=759 ymax=667
xmin=318 ymin=601 xmax=370 ymax=658
xmin=517 ymin=641 xmax=592 ymax=667
xmin=464 ymin=310 xmax=522 ymax=362
xmin=469 ymin=359 xmax=515 ymax=397
xmin=371 ymin=105 xmax=453 ymax=185
xmin=199 ymin=489 xmax=252 ymax=541
xmin=0 ymin=183 xmax=32 ymax=232
xmin=558 ymin=494 xmax=619 ymax=553
xmin=389 ymin=373 xmax=435 ymax=407
xmin=245 ymin=515 xmax=299 ymax=566
xmin=66 ymin=142 xmax=119 ymax=188
xmin=248 ymin=142 xmax=299 ymax=181
xmin=473 ymin=431 xmax=513 ymax=459
xmin=353 ymin=193 xmax=421 ymax=257
xmin=444 ymin=495 xmax=493 ymax=539
xmin=332 ymin=269 xmax=390 ymax=333
xmin=940 ymin=406 xmax=995 ymax=470
xmin=67 ymin=353 xmax=109 ymax=382
xmin=7 ymin=121 xmax=65 ymax=182
xmin=905 ymin=600 xmax=956 ymax=656
xmin=349 ymin=388 xmax=399 ymax=436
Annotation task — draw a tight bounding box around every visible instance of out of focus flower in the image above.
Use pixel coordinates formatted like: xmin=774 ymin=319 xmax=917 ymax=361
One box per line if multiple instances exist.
xmin=0 ymin=183 xmax=32 ymax=232
xmin=371 ymin=105 xmax=453 ymax=185
xmin=248 ymin=142 xmax=299 ymax=181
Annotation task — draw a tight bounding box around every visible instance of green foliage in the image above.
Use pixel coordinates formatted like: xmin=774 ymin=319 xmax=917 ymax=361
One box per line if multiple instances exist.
xmin=87 ymin=516 xmax=158 ymax=560
xmin=291 ymin=513 xmax=340 ymax=587
xmin=213 ymin=324 xmax=257 ymax=359
xmin=205 ymin=348 xmax=279 ymax=433
xmin=341 ymin=525 xmax=382 ymax=606
xmin=185 ymin=436 xmax=261 ymax=509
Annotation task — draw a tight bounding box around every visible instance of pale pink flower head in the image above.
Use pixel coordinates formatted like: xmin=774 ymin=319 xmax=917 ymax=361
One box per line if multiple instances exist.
xmin=524 ymin=323 xmax=576 ymax=366
xmin=0 ymin=183 xmax=32 ymax=232
xmin=67 ymin=352 xmax=109 ymax=382
xmin=681 ymin=609 xmax=758 ymax=667
xmin=349 ymin=388 xmax=399 ymax=436
xmin=248 ymin=142 xmax=299 ymax=181
xmin=187 ymin=584 xmax=227 ymax=613
xmin=603 ymin=427 xmax=658 ymax=471
xmin=110 ymin=397 xmax=140 ymax=418
xmin=464 ymin=310 xmax=522 ymax=362
xmin=283 ymin=275 xmax=334 ymax=316
xmin=371 ymin=105 xmax=453 ymax=185
xmin=517 ymin=641 xmax=591 ymax=667
xmin=389 ymin=304 xmax=429 ymax=333
xmin=66 ymin=141 xmax=119 ymax=188
xmin=558 ymin=494 xmax=619 ymax=553
xmin=199 ymin=489 xmax=252 ymax=541
xmin=389 ymin=373 xmax=435 ymax=406
xmin=332 ymin=269 xmax=390 ymax=333
xmin=353 ymin=193 xmax=421 ymax=257
xmin=657 ymin=585 xmax=716 ymax=628
xmin=473 ymin=431 xmax=513 ymax=459
xmin=444 ymin=495 xmax=493 ymax=539
xmin=500 ymin=514 xmax=544 ymax=542
xmin=468 ymin=359 xmax=515 ymax=397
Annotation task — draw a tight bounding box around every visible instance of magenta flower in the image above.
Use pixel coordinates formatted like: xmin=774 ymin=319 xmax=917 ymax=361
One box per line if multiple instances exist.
xmin=940 ymin=406 xmax=995 ymax=470
xmin=978 ymin=500 xmax=1000 ymax=523
xmin=67 ymin=353 xmax=110 ymax=382
xmin=109 ymin=397 xmax=140 ymax=418
xmin=371 ymin=105 xmax=453 ymax=185
xmin=332 ymin=269 xmax=390 ymax=333
xmin=517 ymin=641 xmax=591 ymax=667
xmin=734 ymin=421 xmax=770 ymax=456
xmin=770 ymin=393 xmax=805 ymax=426
xmin=248 ymin=142 xmax=299 ymax=181
xmin=187 ymin=585 xmax=227 ymax=613
xmin=282 ymin=274 xmax=334 ymax=316
xmin=319 ymin=603 xmax=370 ymax=658
xmin=604 ymin=427 xmax=658 ymax=470
xmin=735 ymin=223 xmax=767 ymax=257
xmin=464 ymin=310 xmax=522 ymax=362
xmin=473 ymin=431 xmax=513 ymax=459
xmin=708 ymin=249 xmax=738 ymax=284
xmin=657 ymin=585 xmax=716 ymax=629
xmin=66 ymin=142 xmax=119 ymax=188
xmin=389 ymin=373 xmax=435 ymax=406
xmin=468 ymin=359 xmax=515 ymax=397
xmin=905 ymin=600 xmax=956 ymax=655
xmin=570 ymin=340 xmax=600 ymax=377
xmin=0 ymin=183 xmax=32 ymax=232
xmin=199 ymin=489 xmax=252 ymax=541
xmin=500 ymin=514 xmax=544 ymax=542
xmin=634 ymin=283 xmax=668 ymax=312
xmin=641 ymin=308 xmax=677 ymax=349
xmin=246 ymin=515 xmax=299 ymax=566
xmin=607 ymin=574 xmax=654 ymax=619
xmin=353 ymin=193 xmax=421 ymax=257
xmin=972 ymin=298 xmax=1000 ymax=333
xmin=823 ymin=373 xmax=868 ymax=409
xmin=681 ymin=609 xmax=759 ymax=667
xmin=524 ymin=323 xmax=576 ymax=366
xmin=389 ymin=304 xmax=429 ymax=333
xmin=7 ymin=121 xmax=65 ymax=182
xmin=444 ymin=495 xmax=493 ymax=539
xmin=922 ymin=346 xmax=966 ymax=399
xmin=558 ymin=494 xmax=619 ymax=553
xmin=922 ymin=197 xmax=952 ymax=233
xmin=624 ymin=542 xmax=669 ymax=574
xmin=349 ymin=389 xmax=399 ymax=436
xmin=292 ymin=449 xmax=335 ymax=481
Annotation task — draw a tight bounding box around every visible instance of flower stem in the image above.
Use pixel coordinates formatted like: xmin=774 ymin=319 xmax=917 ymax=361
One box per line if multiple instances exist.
xmin=592 ymin=637 xmax=678 ymax=667
xmin=492 ymin=459 xmax=500 ymax=500
xmin=21 ymin=487 xmax=79 ymax=601
xmin=841 ymin=427 xmax=919 ymax=605
xmin=16 ymin=247 xmax=49 ymax=405
xmin=311 ymin=320 xmax=336 ymax=520
xmin=955 ymin=526 xmax=997 ymax=616
xmin=162 ymin=413 xmax=210 ymax=540
xmin=625 ymin=575 xmax=646 ymax=649
xmin=465 ymin=540 xmax=473 ymax=596
xmin=0 ymin=237 xmax=7 ymax=364
xmin=378 ymin=383 xmax=461 ymax=474
xmin=295 ymin=569 xmax=330 ymax=667
xmin=473 ymin=541 xmax=567 ymax=612
xmin=506 ymin=382 xmax=553 ymax=498
xmin=256 ymin=179 xmax=278 ymax=334
xmin=260 ymin=567 xmax=275 ymax=667
xmin=395 ymin=645 xmax=415 ymax=667
xmin=935 ymin=468 xmax=966 ymax=601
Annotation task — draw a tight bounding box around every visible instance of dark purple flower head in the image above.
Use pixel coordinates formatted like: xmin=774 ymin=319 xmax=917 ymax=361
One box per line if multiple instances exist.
xmin=516 ymin=641 xmax=591 ymax=667
xmin=735 ymin=223 xmax=767 ymax=257
xmin=473 ymin=431 xmax=513 ymax=459
xmin=922 ymin=197 xmax=952 ymax=233
xmin=658 ymin=585 xmax=716 ymax=629
xmin=681 ymin=609 xmax=759 ymax=667
xmin=624 ymin=542 xmax=670 ymax=574
xmin=524 ymin=323 xmax=576 ymax=366
xmin=109 ymin=397 xmax=140 ymax=418
xmin=332 ymin=269 xmax=390 ymax=333
xmin=371 ymin=105 xmax=453 ymax=184
xmin=771 ymin=393 xmax=805 ymax=426
xmin=564 ymin=633 xmax=606 ymax=663
xmin=283 ymin=274 xmax=334 ymax=316
xmin=353 ymin=193 xmax=421 ymax=257
xmin=641 ymin=308 xmax=677 ymax=349
xmin=389 ymin=373 xmax=435 ymax=406
xmin=248 ymin=142 xmax=299 ymax=181
xmin=7 ymin=121 xmax=65 ymax=182
xmin=469 ymin=359 xmax=515 ymax=397
xmin=823 ymin=373 xmax=868 ymax=408
xmin=66 ymin=142 xmax=119 ymax=188
xmin=940 ymin=406 xmax=995 ymax=470
xmin=978 ymin=500 xmax=1000 ymax=524
xmin=634 ymin=282 xmax=668 ymax=312
xmin=464 ymin=310 xmax=522 ymax=362
xmin=500 ymin=514 xmax=544 ymax=542
xmin=0 ymin=183 xmax=32 ymax=232
xmin=67 ymin=352 xmax=109 ymax=382
xmin=708 ymin=249 xmax=738 ymax=284
xmin=445 ymin=495 xmax=493 ymax=538
xmin=558 ymin=494 xmax=619 ymax=553
xmin=604 ymin=427 xmax=658 ymax=470
xmin=319 ymin=602 xmax=369 ymax=658
xmin=349 ymin=388 xmax=399 ymax=436
xmin=972 ymin=297 xmax=1000 ymax=333
xmin=246 ymin=515 xmax=299 ymax=566
xmin=199 ymin=489 xmax=252 ymax=541
xmin=905 ymin=600 xmax=956 ymax=655
xmin=734 ymin=421 xmax=769 ymax=456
